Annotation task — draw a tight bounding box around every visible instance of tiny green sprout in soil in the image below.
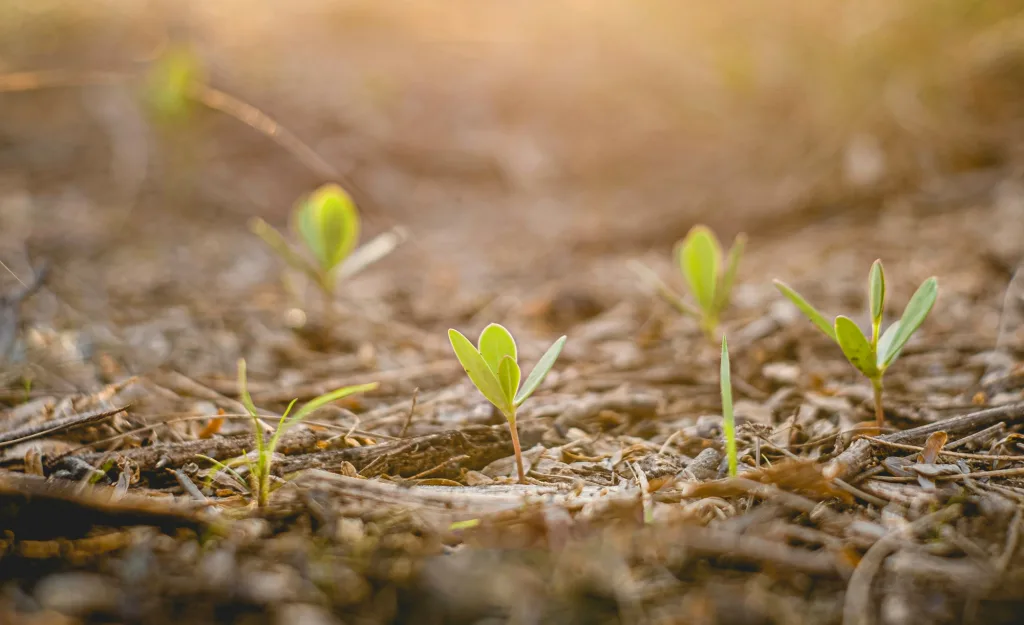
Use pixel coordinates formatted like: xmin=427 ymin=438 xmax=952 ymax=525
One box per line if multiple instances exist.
xmin=774 ymin=260 xmax=938 ymax=430
xmin=217 ymin=358 xmax=378 ymax=507
xmin=144 ymin=44 xmax=204 ymax=123
xmin=630 ymin=224 xmax=745 ymax=341
xmin=449 ymin=324 xmax=567 ymax=484
xmin=720 ymin=334 xmax=737 ymax=477
xmin=251 ymin=183 xmax=361 ymax=300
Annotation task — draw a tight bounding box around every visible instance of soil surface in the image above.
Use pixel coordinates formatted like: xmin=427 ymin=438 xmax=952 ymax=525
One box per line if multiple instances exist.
xmin=3 ymin=3 xmax=1024 ymax=625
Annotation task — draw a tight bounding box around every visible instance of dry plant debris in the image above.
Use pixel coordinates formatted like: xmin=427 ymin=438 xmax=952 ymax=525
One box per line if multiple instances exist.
xmin=2 ymin=5 xmax=1024 ymax=623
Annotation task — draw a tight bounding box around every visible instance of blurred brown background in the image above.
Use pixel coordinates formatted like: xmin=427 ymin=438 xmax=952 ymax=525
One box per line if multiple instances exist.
xmin=1 ymin=0 xmax=1023 ymax=290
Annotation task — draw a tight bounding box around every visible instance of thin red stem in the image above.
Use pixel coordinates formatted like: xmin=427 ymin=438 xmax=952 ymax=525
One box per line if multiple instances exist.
xmin=872 ymin=378 xmax=885 ymax=431
xmin=508 ymin=419 xmax=526 ymax=484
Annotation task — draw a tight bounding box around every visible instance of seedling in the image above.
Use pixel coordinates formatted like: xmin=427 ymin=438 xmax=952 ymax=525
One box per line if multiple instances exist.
xmin=251 ymin=184 xmax=408 ymax=306
xmin=230 ymin=358 xmax=378 ymax=506
xmin=251 ymin=184 xmax=359 ymax=299
xmin=145 ymin=44 xmax=203 ymax=123
xmin=448 ymin=324 xmax=566 ymax=483
xmin=720 ymin=335 xmax=737 ymax=477
xmin=630 ymin=225 xmax=745 ymax=340
xmin=774 ymin=261 xmax=938 ymax=430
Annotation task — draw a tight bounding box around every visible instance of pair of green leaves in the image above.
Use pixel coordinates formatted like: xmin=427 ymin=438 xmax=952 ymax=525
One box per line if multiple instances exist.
xmin=629 ymin=225 xmax=745 ymax=340
xmin=677 ymin=226 xmax=746 ymax=321
xmin=448 ymin=324 xmax=567 ymax=422
xmin=251 ymin=184 xmax=360 ymax=297
xmin=774 ymin=260 xmax=938 ymax=380
xmin=672 ymin=225 xmax=746 ymax=338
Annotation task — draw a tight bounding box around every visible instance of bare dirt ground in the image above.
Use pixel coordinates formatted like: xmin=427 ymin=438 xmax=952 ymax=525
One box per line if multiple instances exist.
xmin=3 ymin=2 xmax=1024 ymax=624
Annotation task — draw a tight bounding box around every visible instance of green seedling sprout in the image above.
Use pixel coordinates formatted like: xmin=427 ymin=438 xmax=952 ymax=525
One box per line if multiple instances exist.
xmin=232 ymin=358 xmax=377 ymax=506
xmin=144 ymin=44 xmax=204 ymax=123
xmin=774 ymin=261 xmax=938 ymax=430
xmin=251 ymin=183 xmax=359 ymax=299
xmin=252 ymin=184 xmax=408 ymax=303
xmin=448 ymin=324 xmax=567 ymax=484
xmin=720 ymin=335 xmax=737 ymax=477
xmin=630 ymin=225 xmax=745 ymax=340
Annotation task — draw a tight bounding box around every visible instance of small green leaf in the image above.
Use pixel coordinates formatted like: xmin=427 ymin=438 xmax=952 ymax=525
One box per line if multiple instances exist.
xmin=449 ymin=329 xmax=512 ymax=415
xmin=145 ymin=45 xmax=203 ymax=122
xmin=773 ymin=280 xmax=837 ymax=342
xmin=449 ymin=518 xmax=481 ymax=531
xmin=876 ymin=320 xmax=901 ymax=369
xmin=834 ymin=316 xmax=879 ymax=378
xmin=293 ymin=184 xmax=360 ymax=274
xmin=869 ymin=260 xmax=885 ymax=328
xmin=237 ymin=359 xmax=265 ymax=459
xmin=880 ymin=277 xmax=938 ymax=368
xmin=720 ymin=335 xmax=737 ymax=477
xmin=497 ymin=356 xmax=521 ymax=408
xmin=714 ymin=233 xmax=746 ymax=315
xmin=514 ymin=336 xmax=567 ymax=407
xmin=478 ymin=323 xmax=517 ymax=374
xmin=678 ymin=226 xmax=721 ymax=314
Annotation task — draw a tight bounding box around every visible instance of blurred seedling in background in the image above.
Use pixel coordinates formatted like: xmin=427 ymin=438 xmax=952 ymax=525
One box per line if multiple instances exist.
xmin=720 ymin=335 xmax=737 ymax=477
xmin=449 ymin=324 xmax=566 ymax=483
xmin=630 ymin=225 xmax=746 ymax=341
xmin=252 ymin=183 xmax=407 ymax=302
xmin=144 ymin=44 xmax=204 ymax=124
xmin=774 ymin=261 xmax=938 ymax=430
xmin=201 ymin=359 xmax=377 ymax=507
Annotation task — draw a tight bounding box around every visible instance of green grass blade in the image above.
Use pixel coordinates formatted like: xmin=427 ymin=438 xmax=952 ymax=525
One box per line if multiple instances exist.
xmin=237 ymin=359 xmax=259 ymax=417
xmin=196 ymin=454 xmax=250 ymax=493
xmin=881 ymin=277 xmax=938 ymax=368
xmin=869 ymin=260 xmax=885 ymax=331
xmin=237 ymin=359 xmax=265 ymax=459
xmin=713 ymin=233 xmax=746 ymax=315
xmin=449 ymin=518 xmax=481 ymax=531
xmin=720 ymin=335 xmax=737 ymax=477
xmin=270 ymin=383 xmax=378 ymax=463
xmin=277 ymin=398 xmax=297 ymax=431
xmin=478 ymin=323 xmax=517 ymax=374
xmin=449 ymin=329 xmax=512 ymax=415
xmin=497 ymin=356 xmax=521 ymax=408
xmin=284 ymin=383 xmax=379 ymax=434
xmin=677 ymin=226 xmax=721 ymax=314
xmin=514 ymin=335 xmax=567 ymax=407
xmin=772 ymin=280 xmax=837 ymax=342
xmin=834 ymin=316 xmax=879 ymax=378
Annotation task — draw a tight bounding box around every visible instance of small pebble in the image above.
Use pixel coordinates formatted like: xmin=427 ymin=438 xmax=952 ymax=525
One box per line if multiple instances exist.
xmin=686 ymin=448 xmax=722 ymax=481
xmin=35 ymin=573 xmax=121 ymax=616
xmin=276 ymin=603 xmax=341 ymax=625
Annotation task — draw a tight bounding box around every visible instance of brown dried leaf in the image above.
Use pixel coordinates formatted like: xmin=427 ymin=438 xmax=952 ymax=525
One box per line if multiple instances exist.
xmin=684 ymin=460 xmax=852 ymax=503
xmin=919 ymin=431 xmax=947 ymax=464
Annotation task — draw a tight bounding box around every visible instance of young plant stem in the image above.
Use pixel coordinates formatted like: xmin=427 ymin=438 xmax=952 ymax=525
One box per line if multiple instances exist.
xmin=507 ymin=411 xmax=526 ymax=484
xmin=872 ymin=378 xmax=885 ymax=431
